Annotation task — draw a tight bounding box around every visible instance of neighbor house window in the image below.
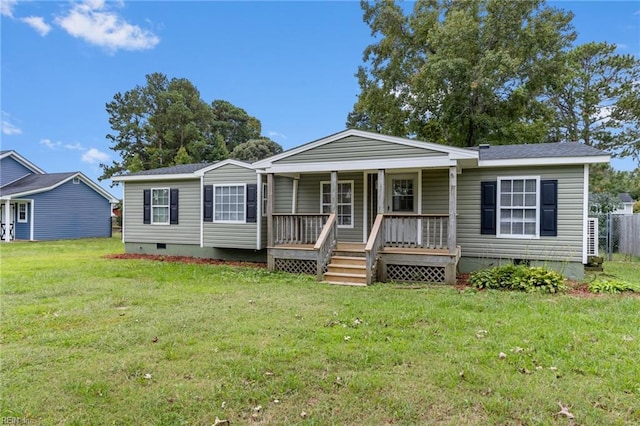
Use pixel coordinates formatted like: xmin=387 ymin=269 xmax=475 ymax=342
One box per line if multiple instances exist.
xmin=18 ymin=203 xmax=27 ymax=223
xmin=320 ymin=181 xmax=353 ymax=228
xmin=497 ymin=177 xmax=539 ymax=238
xmin=214 ymin=185 xmax=245 ymax=222
xmin=151 ymin=188 xmax=170 ymax=224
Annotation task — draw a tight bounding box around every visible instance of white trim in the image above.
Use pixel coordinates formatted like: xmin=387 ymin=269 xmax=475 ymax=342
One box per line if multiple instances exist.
xmin=29 ymin=199 xmax=34 ymax=241
xmin=265 ymin=156 xmax=457 ymax=174
xmin=582 ymin=164 xmax=589 ymax=264
xmin=496 ymin=176 xmax=540 ymax=240
xmin=256 ymin=173 xmax=262 ymax=250
xmin=195 ymin=159 xmax=256 ymax=175
xmin=150 ymin=187 xmax=170 ymax=225
xmin=253 ymin=129 xmax=478 ymax=168
xmin=112 ymin=174 xmax=199 ymax=182
xmin=17 ymin=202 xmax=27 ymax=223
xmin=121 ymin=183 xmax=126 ymax=243
xmin=320 ymin=180 xmax=355 ymax=229
xmin=0 ymin=150 xmax=46 ymax=174
xmin=200 ymin=175 xmax=204 ymax=248
xmin=478 ymin=155 xmax=610 ymax=167
xmin=292 ymin=179 xmax=298 ymax=213
xmin=417 ymin=169 xmax=423 ymax=214
xmin=213 ymin=183 xmax=247 ymax=224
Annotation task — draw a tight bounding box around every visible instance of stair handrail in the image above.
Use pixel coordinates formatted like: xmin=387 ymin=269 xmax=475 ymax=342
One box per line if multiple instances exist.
xmin=364 ymin=213 xmax=385 ymax=285
xmin=314 ymin=213 xmax=337 ymax=280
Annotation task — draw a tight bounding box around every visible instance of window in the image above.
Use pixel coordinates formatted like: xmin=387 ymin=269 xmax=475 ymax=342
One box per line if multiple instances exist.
xmin=320 ymin=181 xmax=353 ymax=228
xmin=18 ymin=203 xmax=27 ymax=223
xmin=391 ymin=178 xmax=414 ymax=212
xmin=497 ymin=177 xmax=539 ymax=238
xmin=73 ymin=177 xmax=80 ymax=184
xmin=262 ymin=182 xmax=268 ymax=217
xmin=214 ymin=185 xmax=245 ymax=222
xmin=151 ymin=188 xmax=170 ymax=224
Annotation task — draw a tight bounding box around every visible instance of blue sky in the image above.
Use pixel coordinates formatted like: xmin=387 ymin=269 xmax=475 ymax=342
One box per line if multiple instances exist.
xmin=2 ymin=1 xmax=639 ymax=199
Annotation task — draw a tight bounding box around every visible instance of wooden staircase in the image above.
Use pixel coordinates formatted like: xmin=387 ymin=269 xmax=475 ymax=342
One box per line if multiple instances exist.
xmin=323 ymin=243 xmax=368 ymax=286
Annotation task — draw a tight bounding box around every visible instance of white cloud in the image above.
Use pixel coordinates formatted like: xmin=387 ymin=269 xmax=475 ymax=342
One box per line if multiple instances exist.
xmin=40 ymin=138 xmax=62 ymax=149
xmin=1 ymin=111 xmax=22 ymax=135
xmin=20 ymin=16 xmax=52 ymax=36
xmin=82 ymin=148 xmax=110 ymax=164
xmin=55 ymin=0 xmax=159 ymax=52
xmin=268 ymin=131 xmax=287 ymax=140
xmin=1 ymin=0 xmax=17 ymax=17
xmin=64 ymin=143 xmax=85 ymax=151
xmin=616 ymin=43 xmax=628 ymax=50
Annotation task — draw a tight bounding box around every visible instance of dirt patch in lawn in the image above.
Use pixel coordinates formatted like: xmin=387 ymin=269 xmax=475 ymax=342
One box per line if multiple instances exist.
xmin=104 ymin=253 xmax=267 ymax=269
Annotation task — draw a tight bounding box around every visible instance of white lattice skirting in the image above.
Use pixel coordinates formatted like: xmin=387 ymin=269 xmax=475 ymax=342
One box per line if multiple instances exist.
xmin=386 ymin=264 xmax=446 ymax=283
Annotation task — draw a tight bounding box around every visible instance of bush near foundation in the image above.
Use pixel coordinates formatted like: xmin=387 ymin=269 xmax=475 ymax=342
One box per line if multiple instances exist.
xmin=469 ymin=264 xmax=566 ymax=293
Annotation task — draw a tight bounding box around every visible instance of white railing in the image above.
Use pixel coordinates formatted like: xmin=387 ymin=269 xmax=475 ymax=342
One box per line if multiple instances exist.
xmin=365 ymin=214 xmax=385 ymax=285
xmin=383 ymin=214 xmax=449 ymax=250
xmin=314 ymin=214 xmax=337 ymax=279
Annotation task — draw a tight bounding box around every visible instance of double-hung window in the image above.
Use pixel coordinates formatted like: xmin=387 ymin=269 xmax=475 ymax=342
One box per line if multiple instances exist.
xmin=214 ymin=184 xmax=245 ymax=222
xmin=151 ymin=188 xmax=170 ymax=224
xmin=18 ymin=203 xmax=27 ymax=223
xmin=320 ymin=181 xmax=353 ymax=228
xmin=497 ymin=177 xmax=539 ymax=238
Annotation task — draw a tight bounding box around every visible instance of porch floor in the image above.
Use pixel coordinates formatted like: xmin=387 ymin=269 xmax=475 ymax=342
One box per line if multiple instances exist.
xmin=270 ymin=242 xmax=454 ymax=256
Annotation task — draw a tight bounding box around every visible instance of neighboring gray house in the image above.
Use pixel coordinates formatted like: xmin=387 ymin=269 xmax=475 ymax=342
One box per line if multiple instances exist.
xmin=0 ymin=150 xmax=118 ymax=242
xmin=613 ymin=193 xmax=635 ymax=215
xmin=113 ymin=129 xmax=609 ymax=284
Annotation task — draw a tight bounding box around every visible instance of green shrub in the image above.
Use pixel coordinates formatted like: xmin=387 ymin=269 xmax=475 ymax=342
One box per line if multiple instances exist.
xmin=469 ymin=264 xmax=566 ymax=293
xmin=588 ymin=279 xmax=638 ymax=294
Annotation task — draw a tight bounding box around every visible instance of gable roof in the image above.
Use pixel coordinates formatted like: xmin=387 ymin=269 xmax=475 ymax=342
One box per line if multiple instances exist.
xmin=0 ymin=150 xmax=46 ymax=174
xmin=475 ymin=142 xmax=609 ymax=166
xmin=0 ymin=172 xmax=118 ymax=202
xmin=111 ymin=162 xmax=213 ymax=182
xmin=619 ymin=192 xmax=634 ymax=203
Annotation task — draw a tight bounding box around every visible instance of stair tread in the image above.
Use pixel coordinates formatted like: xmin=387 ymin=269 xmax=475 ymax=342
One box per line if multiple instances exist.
xmin=328 ymin=264 xmax=366 ymax=269
xmin=331 ymin=256 xmax=366 ymax=261
xmin=323 ymin=281 xmax=367 ymax=287
xmin=324 ymin=271 xmax=367 ymax=278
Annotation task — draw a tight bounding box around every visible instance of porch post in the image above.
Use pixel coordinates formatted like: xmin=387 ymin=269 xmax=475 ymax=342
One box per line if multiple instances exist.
xmin=377 ymin=169 xmax=385 ymax=214
xmin=267 ymin=173 xmax=275 ymax=270
xmin=330 ymin=171 xmax=338 ymax=214
xmin=4 ymin=199 xmax=10 ymax=242
xmin=447 ymin=166 xmax=457 ymax=255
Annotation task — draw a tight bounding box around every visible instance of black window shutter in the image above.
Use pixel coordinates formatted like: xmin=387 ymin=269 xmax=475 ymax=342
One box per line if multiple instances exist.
xmin=246 ymin=184 xmax=257 ymax=223
xmin=540 ymin=180 xmax=557 ymax=236
xmin=143 ymin=189 xmax=151 ymax=224
xmin=170 ymin=188 xmax=179 ymax=224
xmin=203 ymin=185 xmax=213 ymax=222
xmin=481 ymin=181 xmax=497 ymax=235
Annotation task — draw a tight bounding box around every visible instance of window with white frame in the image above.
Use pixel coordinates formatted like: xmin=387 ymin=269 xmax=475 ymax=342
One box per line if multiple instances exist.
xmin=214 ymin=185 xmax=245 ymax=222
xmin=262 ymin=182 xmax=268 ymax=217
xmin=18 ymin=203 xmax=27 ymax=223
xmin=151 ymin=188 xmax=170 ymax=224
xmin=320 ymin=181 xmax=353 ymax=228
xmin=497 ymin=177 xmax=539 ymax=238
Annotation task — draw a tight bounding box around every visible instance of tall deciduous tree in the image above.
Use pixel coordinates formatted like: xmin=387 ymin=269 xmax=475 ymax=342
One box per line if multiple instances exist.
xmin=100 ymin=73 xmax=263 ymax=181
xmin=230 ymin=138 xmax=284 ymax=163
xmin=545 ymin=42 xmax=640 ymax=160
xmin=348 ymin=0 xmax=576 ymax=147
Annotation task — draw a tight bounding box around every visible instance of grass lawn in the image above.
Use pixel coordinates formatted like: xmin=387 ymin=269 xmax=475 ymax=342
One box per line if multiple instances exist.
xmin=1 ymin=237 xmax=639 ymax=425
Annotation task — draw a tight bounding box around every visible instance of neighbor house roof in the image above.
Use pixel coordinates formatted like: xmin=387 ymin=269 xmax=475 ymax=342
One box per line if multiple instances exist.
xmin=474 ymin=142 xmax=609 ymax=166
xmin=0 ymin=172 xmax=118 ymax=202
xmin=0 ymin=150 xmax=46 ymax=174
xmin=619 ymin=193 xmax=634 ymax=203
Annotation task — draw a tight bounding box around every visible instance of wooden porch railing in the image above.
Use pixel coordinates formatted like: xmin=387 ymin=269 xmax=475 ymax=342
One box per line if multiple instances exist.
xmin=313 ymin=214 xmax=337 ymax=280
xmin=384 ymin=214 xmax=449 ymax=250
xmin=273 ymin=214 xmax=329 ymax=245
xmin=365 ymin=214 xmax=385 ymax=285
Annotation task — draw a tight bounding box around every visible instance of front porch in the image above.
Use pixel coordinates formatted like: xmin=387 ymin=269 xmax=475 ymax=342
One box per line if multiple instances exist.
xmin=266 ymin=211 xmax=460 ymax=285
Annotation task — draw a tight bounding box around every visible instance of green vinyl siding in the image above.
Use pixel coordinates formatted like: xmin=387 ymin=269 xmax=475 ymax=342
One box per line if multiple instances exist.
xmin=457 ymin=165 xmax=585 ymax=262
xmin=422 ymin=169 xmax=449 ymax=214
xmin=203 ymin=164 xmax=257 ymax=249
xmin=296 ymin=172 xmax=364 ymax=242
xmin=123 ymin=180 xmax=200 ymax=245
xmin=273 ymin=175 xmax=294 ymax=213
xmin=275 ymin=135 xmax=446 ymax=164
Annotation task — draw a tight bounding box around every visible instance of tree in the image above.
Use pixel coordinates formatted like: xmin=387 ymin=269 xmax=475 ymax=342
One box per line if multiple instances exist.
xmin=100 ymin=73 xmax=264 ymax=181
xmin=230 ymin=138 xmax=284 ymax=163
xmin=545 ymin=42 xmax=640 ymax=160
xmin=348 ymin=0 xmax=575 ymax=147
xmin=590 ymin=164 xmax=640 ymax=200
